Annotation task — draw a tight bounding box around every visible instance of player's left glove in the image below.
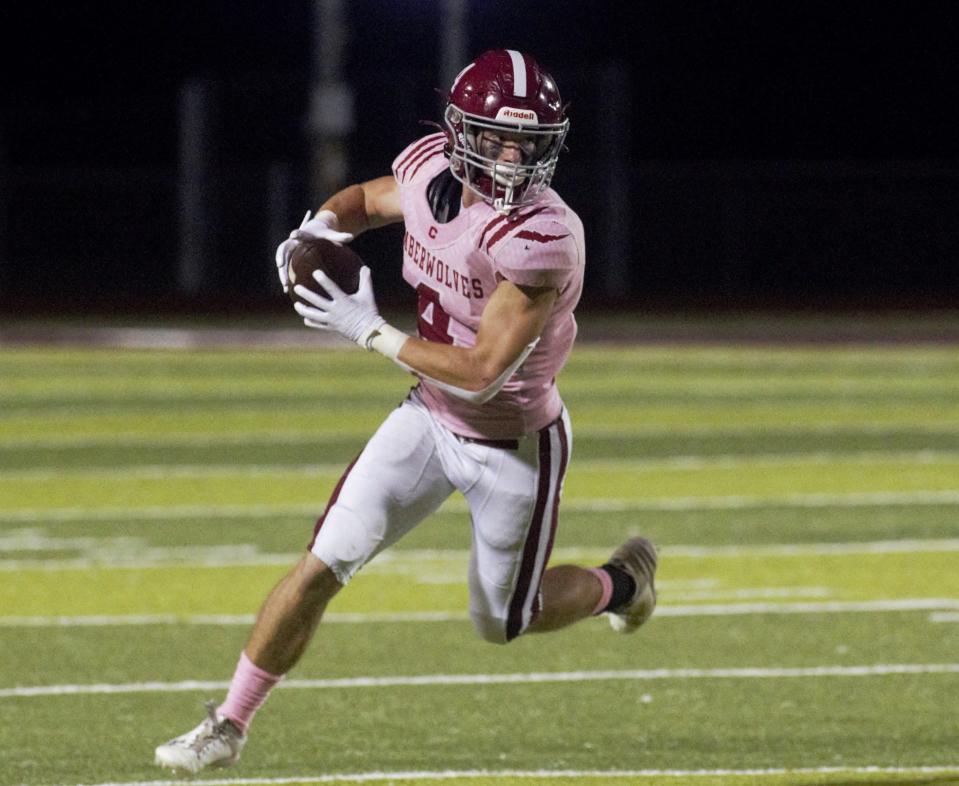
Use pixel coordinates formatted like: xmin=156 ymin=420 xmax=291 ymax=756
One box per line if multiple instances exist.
xmin=275 ymin=210 xmax=354 ymax=293
xmin=293 ymin=265 xmax=386 ymax=348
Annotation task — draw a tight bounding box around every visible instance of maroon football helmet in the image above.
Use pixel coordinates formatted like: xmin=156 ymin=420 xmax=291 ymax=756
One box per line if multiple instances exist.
xmin=444 ymin=49 xmax=569 ymax=212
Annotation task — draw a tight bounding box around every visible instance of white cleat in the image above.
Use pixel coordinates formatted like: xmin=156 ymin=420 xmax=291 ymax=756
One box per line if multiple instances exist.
xmin=606 ymin=536 xmax=658 ymax=633
xmin=154 ymin=701 xmax=246 ymax=774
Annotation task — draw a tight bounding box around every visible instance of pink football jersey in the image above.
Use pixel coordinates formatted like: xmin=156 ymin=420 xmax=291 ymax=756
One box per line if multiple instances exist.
xmin=392 ymin=133 xmax=585 ymax=439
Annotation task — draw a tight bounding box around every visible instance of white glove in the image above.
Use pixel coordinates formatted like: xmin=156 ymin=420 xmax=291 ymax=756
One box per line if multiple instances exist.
xmin=274 ymin=209 xmax=354 ymax=292
xmin=293 ymin=265 xmax=386 ymax=347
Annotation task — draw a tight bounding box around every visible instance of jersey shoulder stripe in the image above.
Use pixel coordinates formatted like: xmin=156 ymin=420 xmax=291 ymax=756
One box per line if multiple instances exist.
xmin=394 ymin=133 xmax=444 ymax=172
xmin=393 ymin=133 xmax=447 ymax=183
xmin=484 ymin=205 xmax=550 ymax=253
xmin=478 ymin=213 xmax=511 ymax=249
xmin=514 ymin=229 xmax=571 ymax=244
xmin=406 ymin=142 xmax=446 ymax=182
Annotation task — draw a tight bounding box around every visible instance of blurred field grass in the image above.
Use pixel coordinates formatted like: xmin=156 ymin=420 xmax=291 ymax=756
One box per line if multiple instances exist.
xmin=0 ymin=334 xmax=957 ymax=785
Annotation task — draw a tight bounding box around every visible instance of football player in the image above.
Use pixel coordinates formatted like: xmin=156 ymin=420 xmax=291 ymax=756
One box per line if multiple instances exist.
xmin=155 ymin=49 xmax=657 ymax=773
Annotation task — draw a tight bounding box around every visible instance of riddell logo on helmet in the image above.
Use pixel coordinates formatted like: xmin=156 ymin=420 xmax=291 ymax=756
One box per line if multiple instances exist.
xmin=496 ymin=107 xmax=538 ymax=123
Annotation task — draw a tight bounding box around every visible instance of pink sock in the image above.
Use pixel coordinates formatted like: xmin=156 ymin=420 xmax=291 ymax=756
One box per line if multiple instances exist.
xmin=218 ymin=651 xmax=283 ymax=733
xmin=588 ymin=567 xmax=613 ymax=615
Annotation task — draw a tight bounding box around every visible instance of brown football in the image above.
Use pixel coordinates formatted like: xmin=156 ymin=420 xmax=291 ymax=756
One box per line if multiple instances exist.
xmin=287 ymin=238 xmax=363 ymax=304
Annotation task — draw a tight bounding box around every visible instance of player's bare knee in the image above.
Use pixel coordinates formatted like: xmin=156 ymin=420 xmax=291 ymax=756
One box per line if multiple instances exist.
xmin=292 ymin=553 xmax=342 ymax=600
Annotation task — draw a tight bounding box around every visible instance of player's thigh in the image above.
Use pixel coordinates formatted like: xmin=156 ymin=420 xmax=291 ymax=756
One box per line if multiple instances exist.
xmin=309 ymin=399 xmax=453 ymax=583
xmin=464 ymin=412 xmax=571 ymax=641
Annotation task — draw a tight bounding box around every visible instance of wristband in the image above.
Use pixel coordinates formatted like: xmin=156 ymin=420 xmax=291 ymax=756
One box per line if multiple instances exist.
xmin=364 ymin=323 xmax=409 ymax=362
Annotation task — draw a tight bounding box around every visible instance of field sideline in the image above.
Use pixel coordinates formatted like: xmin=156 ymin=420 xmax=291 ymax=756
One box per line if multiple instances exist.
xmin=1 ymin=319 xmax=958 ymax=786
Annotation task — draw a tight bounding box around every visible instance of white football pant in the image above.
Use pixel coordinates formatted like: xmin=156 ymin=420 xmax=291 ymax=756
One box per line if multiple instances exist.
xmin=308 ymin=388 xmax=571 ymax=643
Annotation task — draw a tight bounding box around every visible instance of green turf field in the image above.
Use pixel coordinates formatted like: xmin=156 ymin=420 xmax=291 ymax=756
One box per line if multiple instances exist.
xmin=1 ymin=337 xmax=958 ymax=786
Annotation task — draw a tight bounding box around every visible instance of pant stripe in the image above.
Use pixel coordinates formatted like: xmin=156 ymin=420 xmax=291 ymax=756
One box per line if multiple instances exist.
xmin=505 ymin=415 xmax=569 ymax=640
xmin=306 ymin=453 xmax=360 ymax=552
xmin=543 ymin=413 xmax=570 ymax=574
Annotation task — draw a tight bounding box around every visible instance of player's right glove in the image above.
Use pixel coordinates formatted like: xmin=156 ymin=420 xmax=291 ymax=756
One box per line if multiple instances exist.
xmin=274 ymin=210 xmax=354 ymax=292
xmin=293 ymin=265 xmax=386 ymax=348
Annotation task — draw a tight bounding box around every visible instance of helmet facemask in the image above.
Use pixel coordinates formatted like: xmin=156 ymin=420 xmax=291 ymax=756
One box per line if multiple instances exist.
xmin=445 ymin=104 xmax=569 ymax=213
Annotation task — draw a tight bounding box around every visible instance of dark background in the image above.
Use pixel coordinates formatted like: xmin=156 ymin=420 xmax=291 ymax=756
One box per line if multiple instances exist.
xmin=2 ymin=0 xmax=958 ymax=315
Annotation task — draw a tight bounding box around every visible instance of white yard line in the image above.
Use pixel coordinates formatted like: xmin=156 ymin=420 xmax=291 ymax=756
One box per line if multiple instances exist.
xmin=660 ymin=598 xmax=959 ymax=616
xmin=61 ymin=764 xmax=959 ymax=786
xmin=0 ymin=554 xmax=299 ymax=571
xmin=0 ymin=611 xmax=457 ymax=627
xmin=0 ymin=433 xmax=361 ymax=449
xmin=3 ymin=663 xmax=957 ymax=699
xmin=660 ymin=538 xmax=959 ymax=557
xmin=3 ymin=537 xmax=958 ymax=572
xmin=0 ymin=502 xmax=322 ymax=523
xmin=7 ymin=421 xmax=959 ymax=450
xmin=386 ymin=539 xmax=959 ymax=561
xmin=583 ymin=490 xmax=959 ymax=511
xmin=667 ymin=586 xmax=833 ymax=601
xmin=1 ymin=598 xmax=957 ymax=629
xmin=0 ymin=464 xmax=347 ymax=482
xmin=2 ymin=489 xmax=959 ymax=524
xmin=4 ymin=450 xmax=959 ymax=482
xmin=580 ymin=451 xmax=959 ymax=472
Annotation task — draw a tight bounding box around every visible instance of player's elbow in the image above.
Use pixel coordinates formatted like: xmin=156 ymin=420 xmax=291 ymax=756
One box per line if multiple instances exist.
xmin=417 ymin=342 xmax=535 ymax=405
xmin=460 ymin=357 xmax=513 ymax=402
xmin=467 ymin=352 xmax=512 ymax=390
xmin=450 ymin=373 xmax=501 ymax=405
xmin=456 ymin=341 xmax=538 ymax=403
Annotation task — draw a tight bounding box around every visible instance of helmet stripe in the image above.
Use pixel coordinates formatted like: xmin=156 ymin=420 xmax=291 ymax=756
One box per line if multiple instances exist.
xmin=450 ymin=63 xmax=474 ymax=95
xmin=505 ymin=50 xmax=527 ymax=97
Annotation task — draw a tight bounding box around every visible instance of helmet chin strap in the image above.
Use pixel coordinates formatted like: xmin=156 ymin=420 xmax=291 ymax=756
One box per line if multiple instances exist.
xmin=492 ymin=191 xmax=515 ymax=214
xmin=491 ymin=164 xmax=522 ymax=214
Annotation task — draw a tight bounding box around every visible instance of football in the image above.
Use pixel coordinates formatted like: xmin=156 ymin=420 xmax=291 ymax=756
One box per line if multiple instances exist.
xmin=287 ymin=238 xmax=363 ymax=304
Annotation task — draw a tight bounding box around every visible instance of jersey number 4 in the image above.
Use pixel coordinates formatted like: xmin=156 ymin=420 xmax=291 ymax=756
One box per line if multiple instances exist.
xmin=416 ymin=284 xmax=453 ymax=344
